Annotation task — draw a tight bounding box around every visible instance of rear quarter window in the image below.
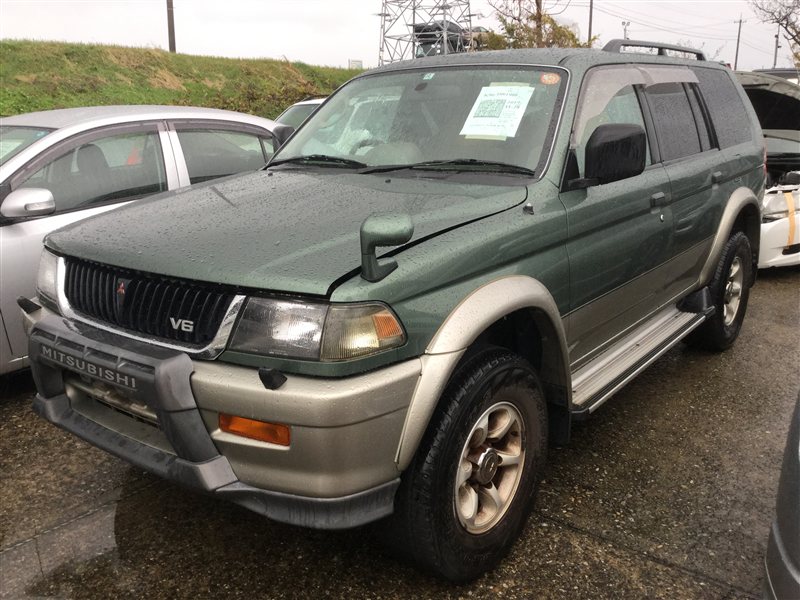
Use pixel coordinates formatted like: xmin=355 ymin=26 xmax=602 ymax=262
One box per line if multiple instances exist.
xmin=692 ymin=67 xmax=753 ymax=148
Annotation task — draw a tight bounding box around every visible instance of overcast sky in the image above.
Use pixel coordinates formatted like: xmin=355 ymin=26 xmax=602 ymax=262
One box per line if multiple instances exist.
xmin=0 ymin=0 xmax=794 ymax=71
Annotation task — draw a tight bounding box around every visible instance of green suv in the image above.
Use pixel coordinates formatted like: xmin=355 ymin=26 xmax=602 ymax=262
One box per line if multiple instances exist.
xmin=22 ymin=41 xmax=764 ymax=581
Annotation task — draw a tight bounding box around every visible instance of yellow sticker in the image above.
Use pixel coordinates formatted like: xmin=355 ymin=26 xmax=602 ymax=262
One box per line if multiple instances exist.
xmin=540 ymin=73 xmax=561 ymax=85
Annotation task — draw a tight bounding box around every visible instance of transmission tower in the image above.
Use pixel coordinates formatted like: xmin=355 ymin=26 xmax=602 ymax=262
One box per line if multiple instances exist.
xmin=378 ymin=1 xmax=473 ymax=66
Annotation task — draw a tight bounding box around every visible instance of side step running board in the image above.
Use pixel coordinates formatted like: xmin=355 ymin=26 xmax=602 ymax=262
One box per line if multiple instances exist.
xmin=571 ymin=307 xmax=707 ymax=417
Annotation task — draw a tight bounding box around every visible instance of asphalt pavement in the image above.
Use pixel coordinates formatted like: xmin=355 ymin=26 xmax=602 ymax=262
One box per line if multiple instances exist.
xmin=1 ymin=266 xmax=798 ymax=599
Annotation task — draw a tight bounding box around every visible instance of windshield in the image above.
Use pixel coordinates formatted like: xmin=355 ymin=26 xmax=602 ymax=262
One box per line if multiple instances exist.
xmin=0 ymin=125 xmax=53 ymax=164
xmin=276 ymin=103 xmax=321 ymax=129
xmin=274 ymin=66 xmax=566 ymax=174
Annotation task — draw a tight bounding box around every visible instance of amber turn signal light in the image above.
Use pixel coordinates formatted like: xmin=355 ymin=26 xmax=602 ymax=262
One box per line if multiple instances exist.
xmin=219 ymin=413 xmax=291 ymax=446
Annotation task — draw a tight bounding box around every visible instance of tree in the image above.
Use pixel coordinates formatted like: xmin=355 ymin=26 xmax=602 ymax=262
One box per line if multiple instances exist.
xmin=675 ymin=39 xmax=725 ymax=61
xmin=487 ymin=0 xmax=594 ymax=49
xmin=749 ymin=0 xmax=800 ymax=65
xmin=484 ymin=31 xmax=510 ymax=50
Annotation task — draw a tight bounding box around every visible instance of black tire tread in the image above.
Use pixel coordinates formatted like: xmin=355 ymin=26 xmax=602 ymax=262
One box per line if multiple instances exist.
xmin=686 ymin=231 xmax=752 ymax=352
xmin=385 ymin=347 xmax=547 ymax=582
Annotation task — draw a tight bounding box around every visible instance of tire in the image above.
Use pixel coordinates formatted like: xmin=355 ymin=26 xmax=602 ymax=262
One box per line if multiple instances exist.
xmin=686 ymin=231 xmax=753 ymax=351
xmin=386 ymin=348 xmax=548 ymax=582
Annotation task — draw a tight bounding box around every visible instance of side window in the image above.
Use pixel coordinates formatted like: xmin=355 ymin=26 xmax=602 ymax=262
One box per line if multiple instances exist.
xmin=16 ymin=130 xmax=166 ymax=212
xmin=644 ymin=83 xmax=703 ymax=161
xmin=573 ymin=74 xmax=651 ymax=177
xmin=691 ymin=67 xmax=753 ymax=148
xmin=176 ymin=128 xmax=273 ymax=185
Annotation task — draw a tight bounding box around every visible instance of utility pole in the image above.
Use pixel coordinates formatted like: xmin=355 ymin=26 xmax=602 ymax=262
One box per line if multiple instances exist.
xmin=166 ymin=0 xmax=176 ymax=53
xmin=733 ymin=14 xmax=745 ymax=70
xmin=587 ymin=0 xmax=593 ymax=45
xmin=535 ymin=0 xmax=543 ymax=47
xmin=622 ymin=21 xmax=630 ymax=40
xmin=773 ymin=24 xmax=782 ymax=68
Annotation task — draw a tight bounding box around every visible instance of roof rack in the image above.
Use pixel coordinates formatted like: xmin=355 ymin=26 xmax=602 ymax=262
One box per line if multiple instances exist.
xmin=603 ymin=39 xmax=707 ymax=61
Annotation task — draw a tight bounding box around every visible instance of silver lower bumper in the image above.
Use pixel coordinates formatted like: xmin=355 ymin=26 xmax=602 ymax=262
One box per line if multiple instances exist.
xmin=27 ymin=308 xmax=420 ymax=529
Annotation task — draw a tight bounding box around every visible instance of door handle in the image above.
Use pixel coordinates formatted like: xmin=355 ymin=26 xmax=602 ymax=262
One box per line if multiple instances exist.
xmin=712 ymin=171 xmax=724 ymax=184
xmin=650 ymin=192 xmax=668 ymax=208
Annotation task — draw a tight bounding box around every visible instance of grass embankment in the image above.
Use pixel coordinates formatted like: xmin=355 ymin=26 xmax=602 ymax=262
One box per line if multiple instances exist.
xmin=0 ymin=40 xmax=362 ymax=118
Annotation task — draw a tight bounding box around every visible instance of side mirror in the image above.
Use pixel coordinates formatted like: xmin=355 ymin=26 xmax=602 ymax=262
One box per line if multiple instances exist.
xmin=360 ymin=213 xmax=414 ymax=282
xmin=0 ymin=188 xmax=56 ymax=218
xmin=271 ymin=124 xmax=296 ymax=148
xmin=584 ymin=123 xmax=646 ymax=186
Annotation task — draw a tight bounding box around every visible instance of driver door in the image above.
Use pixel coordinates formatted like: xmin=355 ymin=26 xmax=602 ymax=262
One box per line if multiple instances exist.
xmin=559 ymin=66 xmax=673 ymax=368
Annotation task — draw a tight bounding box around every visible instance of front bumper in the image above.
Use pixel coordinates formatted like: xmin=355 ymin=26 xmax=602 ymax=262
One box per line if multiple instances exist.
xmin=26 ymin=309 xmax=421 ymax=529
xmin=759 ymin=189 xmax=800 ymax=269
xmin=759 ymin=216 xmax=800 ymax=268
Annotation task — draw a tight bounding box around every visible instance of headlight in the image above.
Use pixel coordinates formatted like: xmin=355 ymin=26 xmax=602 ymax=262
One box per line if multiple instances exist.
xmin=322 ymin=304 xmax=406 ymax=360
xmin=762 ymin=191 xmax=798 ymax=222
xmin=36 ymin=249 xmax=59 ymax=310
xmin=229 ymin=298 xmax=406 ymax=361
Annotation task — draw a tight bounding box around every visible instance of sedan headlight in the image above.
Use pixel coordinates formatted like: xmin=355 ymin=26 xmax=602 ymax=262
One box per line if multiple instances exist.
xmin=762 ymin=191 xmax=799 ymax=222
xmin=229 ymin=298 xmax=406 ymax=361
xmin=36 ymin=249 xmax=59 ymax=310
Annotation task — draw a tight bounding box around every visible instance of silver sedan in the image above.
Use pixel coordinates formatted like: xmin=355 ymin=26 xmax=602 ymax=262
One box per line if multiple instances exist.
xmin=0 ymin=105 xmax=275 ymax=374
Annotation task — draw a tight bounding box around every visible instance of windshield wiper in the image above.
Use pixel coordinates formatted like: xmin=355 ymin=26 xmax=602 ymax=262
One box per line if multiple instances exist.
xmin=268 ymin=154 xmax=367 ymax=169
xmin=360 ymin=158 xmax=536 ymax=177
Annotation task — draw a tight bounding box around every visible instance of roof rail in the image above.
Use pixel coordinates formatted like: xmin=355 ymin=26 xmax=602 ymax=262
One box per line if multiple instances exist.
xmin=603 ymin=39 xmax=707 ymax=61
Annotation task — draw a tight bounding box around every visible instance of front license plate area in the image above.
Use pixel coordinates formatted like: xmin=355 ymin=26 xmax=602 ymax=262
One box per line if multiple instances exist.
xmin=66 ymin=375 xmax=159 ymax=426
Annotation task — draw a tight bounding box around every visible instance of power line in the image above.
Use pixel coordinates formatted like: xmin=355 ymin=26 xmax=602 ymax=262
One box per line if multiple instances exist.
xmin=740 ymin=38 xmax=778 ymax=57
xmin=544 ymin=0 xmax=777 ymax=62
xmin=585 ymin=3 xmax=737 ymax=41
xmin=603 ymin=1 xmax=733 ymax=30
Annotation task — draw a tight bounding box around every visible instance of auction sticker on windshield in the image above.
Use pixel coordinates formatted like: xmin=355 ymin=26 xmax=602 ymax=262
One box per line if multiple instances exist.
xmin=460 ymin=85 xmax=535 ymax=139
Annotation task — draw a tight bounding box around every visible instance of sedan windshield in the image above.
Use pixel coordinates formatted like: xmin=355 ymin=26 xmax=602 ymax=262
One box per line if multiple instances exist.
xmin=276 ymin=103 xmax=321 ymax=129
xmin=0 ymin=125 xmax=53 ymax=164
xmin=273 ymin=66 xmax=566 ymax=175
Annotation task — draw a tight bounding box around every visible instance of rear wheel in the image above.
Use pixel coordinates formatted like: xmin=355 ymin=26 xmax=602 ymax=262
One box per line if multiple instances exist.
xmin=387 ymin=348 xmax=547 ymax=582
xmin=687 ymin=231 xmax=753 ymax=351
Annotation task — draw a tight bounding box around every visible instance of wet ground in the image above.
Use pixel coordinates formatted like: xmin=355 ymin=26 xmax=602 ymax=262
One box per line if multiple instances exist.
xmin=1 ymin=266 xmax=798 ymax=599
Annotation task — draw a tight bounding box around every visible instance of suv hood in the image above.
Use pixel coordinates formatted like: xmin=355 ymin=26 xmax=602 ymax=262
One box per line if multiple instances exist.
xmin=46 ymin=170 xmax=527 ymax=296
xmin=736 ymin=70 xmax=800 ymax=132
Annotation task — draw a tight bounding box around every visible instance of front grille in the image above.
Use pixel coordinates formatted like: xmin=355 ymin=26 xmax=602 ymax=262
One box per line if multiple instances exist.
xmin=64 ymin=258 xmax=234 ymax=346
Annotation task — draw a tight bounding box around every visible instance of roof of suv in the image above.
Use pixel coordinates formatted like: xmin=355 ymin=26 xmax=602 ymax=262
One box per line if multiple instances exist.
xmin=0 ymin=105 xmax=275 ymax=130
xmin=368 ymin=46 xmax=724 ymax=76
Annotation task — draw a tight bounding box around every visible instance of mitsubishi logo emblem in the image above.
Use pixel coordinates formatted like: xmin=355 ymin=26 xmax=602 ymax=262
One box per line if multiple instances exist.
xmin=114 ymin=278 xmax=130 ymax=319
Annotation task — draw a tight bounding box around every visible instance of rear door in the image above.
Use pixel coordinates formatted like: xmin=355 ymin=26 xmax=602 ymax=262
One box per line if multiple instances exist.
xmin=167 ymin=121 xmax=275 ymax=186
xmin=641 ymin=76 xmax=723 ymax=297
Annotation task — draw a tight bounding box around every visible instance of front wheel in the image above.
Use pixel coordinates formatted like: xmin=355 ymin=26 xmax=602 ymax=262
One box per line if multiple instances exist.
xmin=387 ymin=348 xmax=547 ymax=582
xmin=686 ymin=231 xmax=753 ymax=351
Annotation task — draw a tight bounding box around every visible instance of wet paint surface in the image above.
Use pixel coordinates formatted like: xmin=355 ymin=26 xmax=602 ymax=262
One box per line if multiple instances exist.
xmin=2 ymin=266 xmax=798 ymax=599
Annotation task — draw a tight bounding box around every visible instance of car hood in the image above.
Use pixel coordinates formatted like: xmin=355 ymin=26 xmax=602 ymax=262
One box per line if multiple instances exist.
xmin=46 ymin=169 xmax=527 ymax=296
xmin=736 ymin=70 xmax=800 ymax=132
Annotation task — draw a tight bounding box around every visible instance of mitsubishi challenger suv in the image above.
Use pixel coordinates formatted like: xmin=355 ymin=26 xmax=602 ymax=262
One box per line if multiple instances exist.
xmin=21 ymin=41 xmax=764 ymax=581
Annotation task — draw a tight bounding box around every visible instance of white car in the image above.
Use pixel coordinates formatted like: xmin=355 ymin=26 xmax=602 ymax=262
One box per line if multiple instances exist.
xmin=736 ymin=71 xmax=800 ymax=268
xmin=0 ymin=105 xmax=276 ymax=374
xmin=274 ymin=98 xmax=325 ymax=129
xmin=760 ymin=175 xmax=800 ymax=268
